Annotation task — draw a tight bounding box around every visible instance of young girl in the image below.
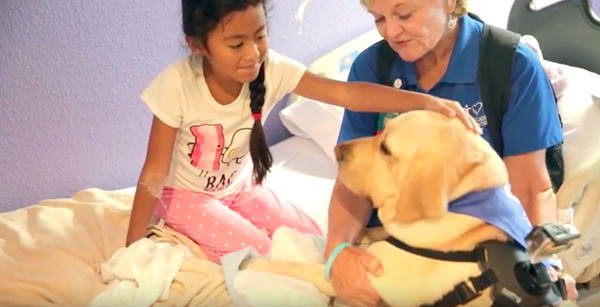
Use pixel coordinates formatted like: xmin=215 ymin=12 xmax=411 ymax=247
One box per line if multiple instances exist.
xmin=125 ymin=0 xmax=479 ymax=263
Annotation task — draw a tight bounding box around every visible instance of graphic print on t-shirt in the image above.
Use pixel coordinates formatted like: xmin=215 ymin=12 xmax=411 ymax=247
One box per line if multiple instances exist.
xmin=463 ymin=102 xmax=487 ymax=127
xmin=221 ymin=128 xmax=252 ymax=165
xmin=187 ymin=124 xmax=252 ymax=193
xmin=188 ymin=124 xmax=225 ymax=171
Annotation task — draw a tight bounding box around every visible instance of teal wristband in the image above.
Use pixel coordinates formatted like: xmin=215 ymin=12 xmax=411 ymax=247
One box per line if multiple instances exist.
xmin=324 ymin=242 xmax=351 ymax=280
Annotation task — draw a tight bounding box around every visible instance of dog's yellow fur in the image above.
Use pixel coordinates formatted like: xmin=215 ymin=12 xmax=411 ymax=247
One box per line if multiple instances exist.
xmin=241 ymin=111 xmax=578 ymax=307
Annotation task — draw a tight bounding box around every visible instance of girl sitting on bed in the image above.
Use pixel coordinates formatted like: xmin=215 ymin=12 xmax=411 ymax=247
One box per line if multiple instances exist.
xmin=124 ymin=0 xmax=480 ymax=264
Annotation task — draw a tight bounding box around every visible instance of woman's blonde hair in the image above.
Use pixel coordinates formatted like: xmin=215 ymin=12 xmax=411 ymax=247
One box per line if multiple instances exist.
xmin=360 ymin=0 xmax=468 ymax=17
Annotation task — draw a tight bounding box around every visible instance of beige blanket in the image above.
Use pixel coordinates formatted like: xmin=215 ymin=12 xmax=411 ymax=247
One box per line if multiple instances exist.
xmin=0 ymin=188 xmax=233 ymax=307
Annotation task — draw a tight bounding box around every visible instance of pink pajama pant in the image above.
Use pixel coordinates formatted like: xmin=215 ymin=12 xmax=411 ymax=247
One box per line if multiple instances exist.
xmin=153 ymin=176 xmax=322 ymax=264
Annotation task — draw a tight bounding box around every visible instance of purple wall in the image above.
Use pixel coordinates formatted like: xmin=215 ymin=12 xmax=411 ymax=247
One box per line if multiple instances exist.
xmin=0 ymin=0 xmax=373 ymax=212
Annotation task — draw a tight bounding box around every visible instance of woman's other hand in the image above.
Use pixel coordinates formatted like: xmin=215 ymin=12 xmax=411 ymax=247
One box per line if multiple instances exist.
xmin=329 ymin=246 xmax=383 ymax=307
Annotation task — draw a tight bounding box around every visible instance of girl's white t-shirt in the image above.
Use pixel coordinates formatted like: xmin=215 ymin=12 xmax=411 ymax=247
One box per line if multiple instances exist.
xmin=141 ymin=49 xmax=306 ymax=196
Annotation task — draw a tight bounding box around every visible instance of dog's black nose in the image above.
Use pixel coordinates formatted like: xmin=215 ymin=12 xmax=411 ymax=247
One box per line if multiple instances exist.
xmin=334 ymin=144 xmax=348 ymax=162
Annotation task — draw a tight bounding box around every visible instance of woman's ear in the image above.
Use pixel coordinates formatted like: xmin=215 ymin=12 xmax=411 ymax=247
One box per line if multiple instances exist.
xmin=444 ymin=0 xmax=457 ymax=14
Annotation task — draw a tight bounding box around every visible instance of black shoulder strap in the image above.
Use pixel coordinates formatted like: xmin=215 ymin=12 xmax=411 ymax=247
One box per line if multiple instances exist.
xmin=376 ymin=40 xmax=397 ymax=86
xmin=474 ymin=12 xmax=521 ymax=157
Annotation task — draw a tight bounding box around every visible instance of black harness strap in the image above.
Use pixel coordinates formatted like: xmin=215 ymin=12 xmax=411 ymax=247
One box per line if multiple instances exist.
xmin=385 ymin=236 xmax=497 ymax=307
xmin=376 ymin=40 xmax=398 ymax=86
xmin=384 ymin=236 xmax=568 ymax=307
xmin=422 ymin=269 xmax=499 ymax=307
xmin=476 ymin=17 xmax=521 ymax=157
xmin=385 ymin=236 xmax=486 ymax=263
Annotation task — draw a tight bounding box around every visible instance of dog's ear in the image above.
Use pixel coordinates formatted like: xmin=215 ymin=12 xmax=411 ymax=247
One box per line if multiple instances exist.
xmin=376 ymin=114 xmax=503 ymax=225
xmin=388 ymin=123 xmax=491 ymax=224
xmin=391 ymin=144 xmax=461 ymax=224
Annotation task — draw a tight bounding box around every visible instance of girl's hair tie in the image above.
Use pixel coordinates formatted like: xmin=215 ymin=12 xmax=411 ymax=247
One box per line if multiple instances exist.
xmin=251 ymin=113 xmax=262 ymax=121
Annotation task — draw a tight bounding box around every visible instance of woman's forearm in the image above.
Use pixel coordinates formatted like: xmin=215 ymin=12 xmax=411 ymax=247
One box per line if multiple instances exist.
xmin=504 ymin=153 xmax=557 ymax=226
xmin=325 ymin=178 xmax=372 ymax=257
xmin=510 ymin=184 xmax=557 ymax=225
xmin=525 ymin=189 xmax=557 ymax=225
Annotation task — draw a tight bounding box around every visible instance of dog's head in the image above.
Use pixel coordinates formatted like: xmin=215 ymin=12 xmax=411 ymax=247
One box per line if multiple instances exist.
xmin=335 ymin=110 xmax=508 ymax=225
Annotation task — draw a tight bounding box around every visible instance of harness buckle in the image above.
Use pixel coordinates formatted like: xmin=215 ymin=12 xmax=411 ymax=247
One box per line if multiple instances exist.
xmin=474 ymin=246 xmax=488 ymax=262
xmin=455 ymin=283 xmax=479 ymax=304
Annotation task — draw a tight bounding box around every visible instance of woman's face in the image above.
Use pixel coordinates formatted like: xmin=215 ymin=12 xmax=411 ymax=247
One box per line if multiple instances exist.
xmin=367 ymin=0 xmax=456 ymax=62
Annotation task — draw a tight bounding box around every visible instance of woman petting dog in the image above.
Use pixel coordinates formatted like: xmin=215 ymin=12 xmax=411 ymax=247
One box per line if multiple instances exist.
xmin=325 ymin=0 xmax=578 ymax=306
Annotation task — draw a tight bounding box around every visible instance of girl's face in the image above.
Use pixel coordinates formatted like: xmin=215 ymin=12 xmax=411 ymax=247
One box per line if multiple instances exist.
xmin=367 ymin=0 xmax=455 ymax=62
xmin=191 ymin=4 xmax=269 ymax=84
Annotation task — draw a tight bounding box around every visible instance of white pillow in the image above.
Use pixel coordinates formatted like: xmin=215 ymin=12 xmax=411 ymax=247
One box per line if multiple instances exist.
xmin=280 ymin=98 xmax=344 ymax=163
xmin=557 ymin=66 xmax=600 ymax=178
xmin=336 ymin=70 xmax=350 ymax=83
xmin=279 ymin=70 xmax=349 ymax=163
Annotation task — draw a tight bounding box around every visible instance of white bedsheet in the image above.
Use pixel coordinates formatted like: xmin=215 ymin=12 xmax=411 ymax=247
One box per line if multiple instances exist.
xmin=265 ymin=136 xmax=338 ymax=234
xmin=0 ymin=189 xmax=234 ymax=307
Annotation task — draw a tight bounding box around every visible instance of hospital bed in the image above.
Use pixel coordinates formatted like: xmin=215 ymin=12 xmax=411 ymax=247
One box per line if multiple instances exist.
xmin=508 ymin=0 xmax=600 ymax=292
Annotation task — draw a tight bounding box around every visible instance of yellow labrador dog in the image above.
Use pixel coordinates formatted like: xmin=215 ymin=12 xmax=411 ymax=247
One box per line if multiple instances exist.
xmin=241 ymin=110 xmax=577 ymax=307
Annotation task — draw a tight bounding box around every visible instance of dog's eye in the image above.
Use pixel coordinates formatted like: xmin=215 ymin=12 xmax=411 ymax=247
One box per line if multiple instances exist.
xmin=380 ymin=142 xmax=391 ymax=156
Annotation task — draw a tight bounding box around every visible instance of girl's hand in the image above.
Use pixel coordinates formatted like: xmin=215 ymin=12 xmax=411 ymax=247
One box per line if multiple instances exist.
xmin=425 ymin=97 xmax=482 ymax=134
